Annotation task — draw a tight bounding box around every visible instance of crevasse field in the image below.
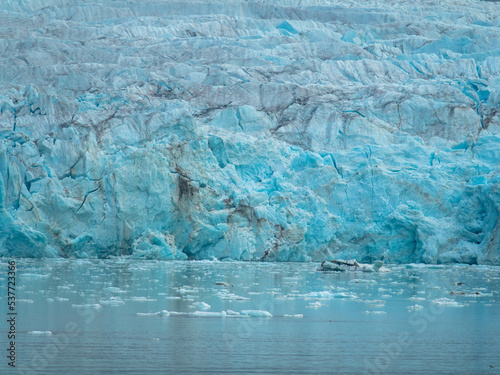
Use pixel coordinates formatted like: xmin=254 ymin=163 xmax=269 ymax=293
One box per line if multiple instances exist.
xmin=0 ymin=0 xmax=499 ymax=263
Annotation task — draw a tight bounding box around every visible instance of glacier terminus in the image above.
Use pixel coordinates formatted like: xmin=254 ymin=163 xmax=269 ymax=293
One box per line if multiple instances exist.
xmin=0 ymin=0 xmax=499 ymax=264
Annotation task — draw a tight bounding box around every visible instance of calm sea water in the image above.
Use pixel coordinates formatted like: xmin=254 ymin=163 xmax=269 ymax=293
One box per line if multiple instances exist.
xmin=1 ymin=259 xmax=499 ymax=374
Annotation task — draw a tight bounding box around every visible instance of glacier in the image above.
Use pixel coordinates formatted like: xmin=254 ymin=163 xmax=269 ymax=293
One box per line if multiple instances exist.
xmin=0 ymin=0 xmax=499 ymax=263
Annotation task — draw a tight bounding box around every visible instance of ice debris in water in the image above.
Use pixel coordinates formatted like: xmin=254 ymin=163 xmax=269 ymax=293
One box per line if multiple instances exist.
xmin=136 ymin=309 xmax=273 ymax=318
xmin=217 ymin=291 xmax=250 ymax=301
xmin=190 ymin=302 xmax=211 ymax=310
xmin=240 ymin=310 xmax=273 ymax=318
xmin=128 ymin=297 xmax=158 ymax=302
xmin=283 ymin=314 xmax=304 ymax=318
xmin=72 ymin=303 xmax=102 ymax=310
xmin=432 ymin=298 xmax=467 ymax=307
xmin=306 ymin=302 xmax=324 ymax=309
xmin=407 ymin=305 xmax=424 ymax=311
xmin=28 ymin=331 xmax=53 ymax=336
xmin=301 ymin=291 xmax=358 ymax=300
xmin=137 ymin=312 xmax=161 ymax=317
xmin=189 ymin=311 xmax=225 ymax=318
xmin=99 ymin=298 xmax=125 ymax=307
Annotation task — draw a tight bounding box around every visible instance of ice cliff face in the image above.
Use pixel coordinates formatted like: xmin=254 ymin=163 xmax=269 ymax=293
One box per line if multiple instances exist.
xmin=0 ymin=0 xmax=499 ymax=263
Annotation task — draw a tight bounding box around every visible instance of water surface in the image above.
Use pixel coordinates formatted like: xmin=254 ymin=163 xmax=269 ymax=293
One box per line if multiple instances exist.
xmin=1 ymin=260 xmax=499 ymax=374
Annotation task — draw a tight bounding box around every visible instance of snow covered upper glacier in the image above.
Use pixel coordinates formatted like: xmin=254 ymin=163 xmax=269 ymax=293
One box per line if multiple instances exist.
xmin=0 ymin=0 xmax=499 ymax=263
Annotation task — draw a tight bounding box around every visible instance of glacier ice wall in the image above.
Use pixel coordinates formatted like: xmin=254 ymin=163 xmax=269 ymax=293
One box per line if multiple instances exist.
xmin=0 ymin=0 xmax=499 ymax=263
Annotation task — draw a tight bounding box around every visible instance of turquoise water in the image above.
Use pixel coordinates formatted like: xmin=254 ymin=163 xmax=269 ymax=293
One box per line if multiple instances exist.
xmin=1 ymin=259 xmax=499 ymax=374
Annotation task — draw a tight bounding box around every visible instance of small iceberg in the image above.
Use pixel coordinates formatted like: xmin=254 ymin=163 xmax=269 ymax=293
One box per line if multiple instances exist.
xmin=283 ymin=314 xmax=303 ymax=318
xmin=320 ymin=260 xmax=389 ymax=272
xmin=240 ymin=310 xmax=273 ymax=318
xmin=28 ymin=331 xmax=53 ymax=336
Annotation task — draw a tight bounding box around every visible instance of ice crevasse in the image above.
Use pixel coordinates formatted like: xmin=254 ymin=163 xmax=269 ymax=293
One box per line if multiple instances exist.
xmin=0 ymin=0 xmax=499 ymax=264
